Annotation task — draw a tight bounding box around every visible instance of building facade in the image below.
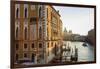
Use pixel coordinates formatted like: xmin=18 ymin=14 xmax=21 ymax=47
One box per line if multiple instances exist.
xmin=14 ymin=4 xmax=62 ymax=64
xmin=63 ymin=28 xmax=73 ymax=41
xmin=87 ymin=29 xmax=95 ymax=45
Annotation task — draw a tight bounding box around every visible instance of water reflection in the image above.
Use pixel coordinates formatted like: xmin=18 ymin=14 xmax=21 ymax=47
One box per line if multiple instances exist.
xmin=62 ymin=41 xmax=94 ymax=62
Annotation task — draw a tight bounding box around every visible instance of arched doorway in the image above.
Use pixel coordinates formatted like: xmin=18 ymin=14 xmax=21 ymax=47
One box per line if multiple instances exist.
xmin=31 ymin=53 xmax=35 ymax=62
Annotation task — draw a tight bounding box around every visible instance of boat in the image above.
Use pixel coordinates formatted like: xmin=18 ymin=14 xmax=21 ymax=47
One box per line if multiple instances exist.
xmin=82 ymin=42 xmax=87 ymax=46
xmin=70 ymin=46 xmax=78 ymax=61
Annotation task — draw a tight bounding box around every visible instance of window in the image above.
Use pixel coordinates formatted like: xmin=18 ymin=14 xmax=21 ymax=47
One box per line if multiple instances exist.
xmin=48 ymin=51 xmax=49 ymax=56
xmin=39 ymin=43 xmax=42 ymax=48
xmin=24 ymin=44 xmax=27 ymax=49
xmin=30 ymin=17 xmax=37 ymax=25
xmin=51 ymin=13 xmax=52 ymax=21
xmin=15 ymin=4 xmax=20 ymax=18
xmin=16 ymin=27 xmax=18 ymax=38
xmin=39 ymin=7 xmax=41 ymax=18
xmin=24 ymin=53 xmax=27 ymax=58
xmin=16 ymin=54 xmax=18 ymax=61
xmin=24 ymin=28 xmax=27 ymax=40
xmin=16 ymin=44 xmax=19 ymax=50
xmin=51 ymin=42 xmax=53 ymax=47
xmin=47 ymin=8 xmax=48 ymax=18
xmin=39 ymin=27 xmax=42 ymax=39
xmin=55 ymin=44 xmax=57 ymax=55
xmin=48 ymin=43 xmax=49 ymax=48
xmin=32 ymin=43 xmax=34 ymax=48
xmin=16 ymin=8 xmax=19 ymax=18
xmin=25 ymin=8 xmax=27 ymax=18
xmin=31 ymin=53 xmax=35 ymax=62
xmin=47 ymin=27 xmax=49 ymax=39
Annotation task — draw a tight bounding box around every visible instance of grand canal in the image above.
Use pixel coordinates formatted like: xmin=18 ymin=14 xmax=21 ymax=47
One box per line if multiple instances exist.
xmin=62 ymin=41 xmax=94 ymax=62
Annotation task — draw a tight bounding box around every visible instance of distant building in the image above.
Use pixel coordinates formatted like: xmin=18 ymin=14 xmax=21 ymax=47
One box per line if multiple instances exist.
xmin=63 ymin=28 xmax=73 ymax=40
xmin=63 ymin=28 xmax=86 ymax=41
xmin=69 ymin=30 xmax=72 ymax=35
xmin=72 ymin=34 xmax=86 ymax=41
xmin=87 ymin=29 xmax=95 ymax=45
xmin=14 ymin=4 xmax=62 ymax=64
xmin=63 ymin=28 xmax=67 ymax=39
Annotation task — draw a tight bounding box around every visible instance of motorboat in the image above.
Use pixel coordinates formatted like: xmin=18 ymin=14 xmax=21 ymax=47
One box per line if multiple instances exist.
xmin=82 ymin=42 xmax=87 ymax=46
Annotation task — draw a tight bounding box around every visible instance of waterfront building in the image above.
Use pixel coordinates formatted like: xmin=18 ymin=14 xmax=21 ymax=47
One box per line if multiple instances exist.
xmin=87 ymin=29 xmax=95 ymax=45
xmin=14 ymin=4 xmax=62 ymax=64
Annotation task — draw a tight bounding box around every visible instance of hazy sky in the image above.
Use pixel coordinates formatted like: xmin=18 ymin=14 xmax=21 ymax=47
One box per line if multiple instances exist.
xmin=53 ymin=6 xmax=94 ymax=35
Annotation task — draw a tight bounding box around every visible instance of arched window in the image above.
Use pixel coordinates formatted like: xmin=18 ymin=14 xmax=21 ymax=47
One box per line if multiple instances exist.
xmin=55 ymin=44 xmax=57 ymax=56
xmin=39 ymin=27 xmax=42 ymax=39
xmin=16 ymin=27 xmax=18 ymax=39
xmin=48 ymin=43 xmax=49 ymax=48
xmin=39 ymin=43 xmax=42 ymax=48
xmin=47 ymin=8 xmax=48 ymax=18
xmin=16 ymin=8 xmax=19 ymax=18
xmin=24 ymin=43 xmax=27 ymax=49
xmin=39 ymin=7 xmax=41 ymax=18
xmin=32 ymin=43 xmax=34 ymax=48
xmin=25 ymin=27 xmax=27 ymax=40
xmin=31 ymin=53 xmax=35 ymax=62
xmin=25 ymin=8 xmax=27 ymax=18
xmin=16 ymin=54 xmax=18 ymax=61
xmin=24 ymin=53 xmax=27 ymax=58
xmin=16 ymin=44 xmax=19 ymax=50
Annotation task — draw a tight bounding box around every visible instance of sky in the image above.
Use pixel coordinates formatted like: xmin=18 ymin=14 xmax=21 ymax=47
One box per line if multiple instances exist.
xmin=53 ymin=6 xmax=94 ymax=35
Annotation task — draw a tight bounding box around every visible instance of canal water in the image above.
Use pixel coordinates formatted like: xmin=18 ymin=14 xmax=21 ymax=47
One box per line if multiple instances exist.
xmin=62 ymin=41 xmax=94 ymax=62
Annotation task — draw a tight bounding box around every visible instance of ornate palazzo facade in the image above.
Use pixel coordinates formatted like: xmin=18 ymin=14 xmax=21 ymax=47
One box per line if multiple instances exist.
xmin=14 ymin=3 xmax=62 ymax=64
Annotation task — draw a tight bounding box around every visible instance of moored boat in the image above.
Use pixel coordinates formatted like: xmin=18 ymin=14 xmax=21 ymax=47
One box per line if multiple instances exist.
xmin=82 ymin=42 xmax=87 ymax=46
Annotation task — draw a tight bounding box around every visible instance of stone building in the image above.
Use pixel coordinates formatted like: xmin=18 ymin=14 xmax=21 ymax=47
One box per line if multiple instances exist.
xmin=14 ymin=3 xmax=62 ymax=64
xmin=87 ymin=29 xmax=95 ymax=45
